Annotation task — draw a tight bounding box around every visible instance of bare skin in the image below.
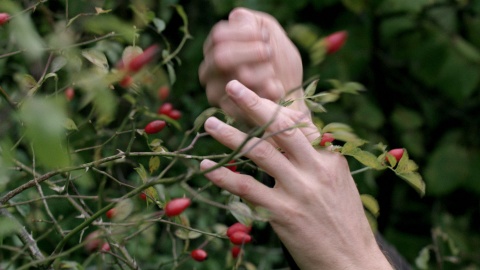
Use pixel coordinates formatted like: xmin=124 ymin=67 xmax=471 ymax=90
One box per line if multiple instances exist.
xmin=199 ymin=7 xmax=310 ymax=123
xmin=199 ymin=8 xmax=393 ymax=270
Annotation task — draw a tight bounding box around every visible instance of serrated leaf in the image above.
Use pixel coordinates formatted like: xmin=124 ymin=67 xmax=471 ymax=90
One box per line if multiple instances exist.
xmin=304 ymin=79 xmax=319 ymax=97
xmin=193 ymin=107 xmax=220 ymax=132
xmin=341 ymin=143 xmax=385 ymax=170
xmin=396 ymin=171 xmax=425 ymax=196
xmin=50 ymin=56 xmax=68 ymax=73
xmin=395 ymin=150 xmax=419 ymax=173
xmin=149 ymin=156 xmax=160 ymax=174
xmin=135 ymin=164 xmax=148 ymax=183
xmin=229 ymin=201 xmax=253 ymax=226
xmin=305 ymin=99 xmax=326 ymax=113
xmin=144 ymin=186 xmax=160 ymax=204
xmin=360 ymin=194 xmax=379 ymax=217
xmin=112 ymin=199 xmax=134 ymax=221
xmin=174 ymin=229 xmax=202 ymax=240
xmin=81 ymin=49 xmax=109 ymax=70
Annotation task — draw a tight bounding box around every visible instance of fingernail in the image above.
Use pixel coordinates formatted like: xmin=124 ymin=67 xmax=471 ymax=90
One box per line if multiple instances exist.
xmin=200 ymin=159 xmax=216 ymax=170
xmin=227 ymin=80 xmax=245 ymax=98
xmin=205 ymin=117 xmax=221 ymax=130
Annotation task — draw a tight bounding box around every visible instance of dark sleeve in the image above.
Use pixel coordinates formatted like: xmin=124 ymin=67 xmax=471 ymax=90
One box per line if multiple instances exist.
xmin=260 ymin=173 xmax=411 ymax=270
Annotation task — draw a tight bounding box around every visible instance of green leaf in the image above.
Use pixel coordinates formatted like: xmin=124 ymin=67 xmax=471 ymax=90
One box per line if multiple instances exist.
xmin=360 ymin=194 xmax=379 ymax=217
xmin=288 ymin=24 xmax=319 ymax=49
xmin=192 ymin=107 xmax=221 ymax=132
xmin=174 ymin=229 xmax=201 ymax=240
xmin=153 ymin=18 xmax=166 ymax=33
xmin=304 ymin=79 xmax=319 ymax=97
xmin=50 ymin=56 xmax=68 ymax=73
xmin=229 ymin=201 xmax=253 ymax=226
xmin=396 ymin=171 xmax=425 ymax=196
xmin=135 ymin=164 xmax=148 ymax=184
xmin=395 ymin=150 xmax=419 ymax=174
xmin=167 ymin=63 xmax=176 ymax=85
xmin=111 ymin=199 xmax=134 ymax=221
xmin=322 ymin=122 xmax=354 ymax=133
xmin=415 ymin=246 xmax=431 ymax=270
xmin=19 ymin=97 xmax=70 ymax=169
xmin=149 ymin=156 xmax=160 ymax=174
xmin=453 ymin=36 xmax=480 ymax=63
xmin=305 ymin=99 xmax=326 ymax=113
xmin=341 ymin=142 xmax=385 ymax=170
xmin=63 ymin=118 xmax=78 ymax=131
xmin=81 ymin=49 xmax=109 ymax=70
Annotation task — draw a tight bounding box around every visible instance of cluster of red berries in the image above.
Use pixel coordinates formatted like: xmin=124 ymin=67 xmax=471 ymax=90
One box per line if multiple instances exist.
xmin=190 ymin=222 xmax=251 ymax=262
xmin=144 ymin=102 xmax=182 ymax=134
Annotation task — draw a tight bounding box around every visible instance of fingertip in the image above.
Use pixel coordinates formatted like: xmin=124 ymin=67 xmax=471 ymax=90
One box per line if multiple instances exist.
xmin=226 ymin=80 xmax=247 ymax=98
xmin=200 ymin=159 xmax=217 ymax=171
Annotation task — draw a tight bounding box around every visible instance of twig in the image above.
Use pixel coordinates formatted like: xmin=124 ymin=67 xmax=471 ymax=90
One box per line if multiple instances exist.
xmin=0 ymin=206 xmax=51 ymax=269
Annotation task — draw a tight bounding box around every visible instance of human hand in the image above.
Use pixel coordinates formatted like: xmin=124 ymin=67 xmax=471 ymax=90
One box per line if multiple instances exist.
xmin=199 ymin=8 xmax=309 ymax=124
xmin=200 ymin=80 xmax=393 ymax=270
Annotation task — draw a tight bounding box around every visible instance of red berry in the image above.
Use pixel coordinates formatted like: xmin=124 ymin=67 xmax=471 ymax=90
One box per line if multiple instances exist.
xmin=128 ymin=44 xmax=160 ymax=72
xmin=158 ymin=86 xmax=170 ymax=101
xmin=100 ymin=242 xmax=110 ymax=252
xmin=229 ymin=231 xmax=252 ymax=245
xmin=167 ymin=109 xmax=182 ymax=120
xmin=190 ymin=249 xmax=208 ymax=262
xmin=144 ymin=120 xmax=166 ymax=134
xmin=84 ymin=231 xmax=102 ymax=253
xmin=387 ymin=148 xmax=404 ymax=163
xmin=164 ymin=198 xmax=191 ymax=217
xmin=106 ymin=208 xmax=116 ymax=219
xmin=0 ymin=13 xmax=10 ymax=26
xmin=120 ymin=75 xmax=133 ymax=88
xmin=225 ymin=160 xmax=237 ymax=172
xmin=231 ymin=246 xmax=241 ymax=258
xmin=226 ymin=222 xmax=251 ymax=238
xmin=325 ymin=31 xmax=348 ymax=55
xmin=65 ymin=87 xmax=75 ymax=101
xmin=319 ymin=133 xmax=335 ymax=146
xmin=157 ymin=102 xmax=173 ymax=115
xmin=139 ymin=192 xmax=147 ymax=201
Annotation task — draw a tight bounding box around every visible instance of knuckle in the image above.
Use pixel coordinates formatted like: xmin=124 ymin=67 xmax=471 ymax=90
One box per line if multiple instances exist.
xmin=248 ymin=140 xmax=277 ymax=162
xmin=270 ymin=116 xmax=296 ymax=137
xmin=212 ymin=45 xmax=231 ymax=71
xmin=235 ymin=178 xmax=253 ymax=197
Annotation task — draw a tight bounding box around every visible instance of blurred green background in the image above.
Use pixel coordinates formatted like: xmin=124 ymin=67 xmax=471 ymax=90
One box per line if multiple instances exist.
xmin=0 ymin=0 xmax=479 ymax=269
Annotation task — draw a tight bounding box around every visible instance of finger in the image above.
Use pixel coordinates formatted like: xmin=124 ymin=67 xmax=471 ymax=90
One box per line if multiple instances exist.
xmin=200 ymin=159 xmax=277 ymax=208
xmin=203 ymin=21 xmax=268 ymax=55
xmin=203 ymin=117 xmax=297 ymax=182
xmin=225 ymin=80 xmax=319 ymax=163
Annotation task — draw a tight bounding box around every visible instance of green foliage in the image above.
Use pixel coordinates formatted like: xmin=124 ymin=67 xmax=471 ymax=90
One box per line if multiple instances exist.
xmin=0 ymin=0 xmax=479 ymax=269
